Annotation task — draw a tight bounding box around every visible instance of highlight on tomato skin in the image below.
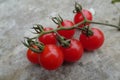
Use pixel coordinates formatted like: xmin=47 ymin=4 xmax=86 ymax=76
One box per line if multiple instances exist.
xmin=74 ymin=9 xmax=93 ymax=28
xmin=38 ymin=27 xmax=57 ymax=45
xmin=60 ymin=39 xmax=84 ymax=62
xmin=79 ymin=28 xmax=104 ymax=51
xmin=39 ymin=44 xmax=64 ymax=70
xmin=57 ymin=20 xmax=75 ymax=39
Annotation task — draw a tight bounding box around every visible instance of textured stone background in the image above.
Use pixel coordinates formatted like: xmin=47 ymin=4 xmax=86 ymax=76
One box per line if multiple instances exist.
xmin=0 ymin=0 xmax=120 ymax=80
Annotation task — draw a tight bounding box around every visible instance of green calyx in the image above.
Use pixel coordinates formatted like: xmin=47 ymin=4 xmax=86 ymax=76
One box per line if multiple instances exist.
xmin=52 ymin=15 xmax=63 ymax=26
xmin=32 ymin=24 xmax=44 ymax=34
xmin=73 ymin=2 xmax=82 ymax=13
xmin=22 ymin=37 xmax=44 ymax=53
xmin=81 ymin=26 xmax=93 ymax=37
xmin=59 ymin=38 xmax=71 ymax=48
xmin=56 ymin=32 xmax=71 ymax=47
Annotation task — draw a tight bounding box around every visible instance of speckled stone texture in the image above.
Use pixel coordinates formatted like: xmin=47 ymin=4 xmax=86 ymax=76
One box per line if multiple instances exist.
xmin=0 ymin=0 xmax=120 ymax=80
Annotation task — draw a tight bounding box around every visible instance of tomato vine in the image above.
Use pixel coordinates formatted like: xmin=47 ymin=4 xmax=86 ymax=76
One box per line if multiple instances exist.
xmin=22 ymin=2 xmax=120 ymax=70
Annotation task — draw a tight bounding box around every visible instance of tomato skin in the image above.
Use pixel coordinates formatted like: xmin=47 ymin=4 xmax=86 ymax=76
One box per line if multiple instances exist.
xmin=38 ymin=27 xmax=57 ymax=45
xmin=79 ymin=28 xmax=104 ymax=51
xmin=27 ymin=49 xmax=40 ymax=64
xmin=60 ymin=39 xmax=83 ymax=62
xmin=57 ymin=20 xmax=75 ymax=39
xmin=74 ymin=9 xmax=92 ymax=27
xmin=39 ymin=45 xmax=64 ymax=70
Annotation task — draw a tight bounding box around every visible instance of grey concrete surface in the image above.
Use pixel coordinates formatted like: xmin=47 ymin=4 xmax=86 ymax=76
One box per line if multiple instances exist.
xmin=0 ymin=0 xmax=120 ymax=80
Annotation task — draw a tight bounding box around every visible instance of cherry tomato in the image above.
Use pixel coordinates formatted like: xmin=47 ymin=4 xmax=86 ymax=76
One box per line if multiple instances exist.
xmin=39 ymin=44 xmax=64 ymax=70
xmin=74 ymin=9 xmax=92 ymax=27
xmin=57 ymin=20 xmax=75 ymax=39
xmin=27 ymin=49 xmax=40 ymax=64
xmin=60 ymin=39 xmax=83 ymax=62
xmin=79 ymin=28 xmax=104 ymax=51
xmin=38 ymin=27 xmax=57 ymax=45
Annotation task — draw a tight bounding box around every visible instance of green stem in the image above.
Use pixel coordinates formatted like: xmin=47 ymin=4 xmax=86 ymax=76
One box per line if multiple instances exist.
xmin=87 ymin=20 xmax=120 ymax=30
xmin=31 ymin=19 xmax=120 ymax=39
xmin=111 ymin=0 xmax=120 ymax=4
xmin=31 ymin=20 xmax=85 ymax=39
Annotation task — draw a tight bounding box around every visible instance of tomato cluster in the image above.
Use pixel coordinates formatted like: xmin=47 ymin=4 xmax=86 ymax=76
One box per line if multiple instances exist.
xmin=25 ymin=3 xmax=105 ymax=70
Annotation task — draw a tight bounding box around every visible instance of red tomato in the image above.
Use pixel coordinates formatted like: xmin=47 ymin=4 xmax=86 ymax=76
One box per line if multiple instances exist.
xmin=60 ymin=39 xmax=83 ymax=62
xmin=79 ymin=28 xmax=104 ymax=51
xmin=39 ymin=44 xmax=64 ymax=70
xmin=27 ymin=49 xmax=40 ymax=64
xmin=57 ymin=20 xmax=75 ymax=39
xmin=38 ymin=27 xmax=57 ymax=45
xmin=74 ymin=9 xmax=92 ymax=27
